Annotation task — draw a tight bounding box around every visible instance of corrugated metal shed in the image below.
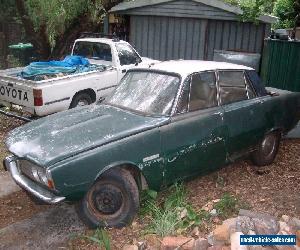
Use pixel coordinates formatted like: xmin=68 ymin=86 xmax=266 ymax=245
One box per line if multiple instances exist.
xmin=110 ymin=0 xmax=277 ymax=61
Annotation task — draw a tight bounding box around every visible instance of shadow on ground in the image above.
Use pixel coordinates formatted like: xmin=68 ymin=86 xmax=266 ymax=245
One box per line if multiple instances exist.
xmin=0 ymin=205 xmax=85 ymax=250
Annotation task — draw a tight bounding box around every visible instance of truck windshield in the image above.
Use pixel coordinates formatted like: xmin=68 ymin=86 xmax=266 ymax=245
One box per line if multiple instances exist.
xmin=73 ymin=42 xmax=112 ymax=62
xmin=105 ymin=71 xmax=180 ymax=116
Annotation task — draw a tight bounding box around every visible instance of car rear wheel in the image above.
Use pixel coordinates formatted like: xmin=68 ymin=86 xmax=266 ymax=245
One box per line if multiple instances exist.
xmin=70 ymin=93 xmax=93 ymax=108
xmin=251 ymin=132 xmax=280 ymax=166
xmin=77 ymin=168 xmax=139 ymax=229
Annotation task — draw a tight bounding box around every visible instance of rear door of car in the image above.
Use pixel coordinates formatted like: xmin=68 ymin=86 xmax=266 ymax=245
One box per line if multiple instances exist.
xmin=160 ymin=71 xmax=227 ymax=185
xmin=217 ymin=70 xmax=267 ymax=159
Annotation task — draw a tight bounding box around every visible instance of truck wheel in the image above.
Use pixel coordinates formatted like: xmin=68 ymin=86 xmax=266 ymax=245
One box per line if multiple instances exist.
xmin=70 ymin=93 xmax=93 ymax=108
xmin=251 ymin=132 xmax=280 ymax=166
xmin=77 ymin=168 xmax=139 ymax=229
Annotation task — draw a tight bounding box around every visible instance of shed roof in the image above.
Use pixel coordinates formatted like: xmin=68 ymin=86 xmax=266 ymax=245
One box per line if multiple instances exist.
xmin=110 ymin=0 xmax=277 ymax=24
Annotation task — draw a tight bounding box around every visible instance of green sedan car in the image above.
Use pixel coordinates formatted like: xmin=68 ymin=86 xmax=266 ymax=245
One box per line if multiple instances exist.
xmin=4 ymin=60 xmax=300 ymax=228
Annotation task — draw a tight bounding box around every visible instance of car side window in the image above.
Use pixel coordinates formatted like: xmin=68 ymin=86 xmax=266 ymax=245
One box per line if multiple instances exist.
xmin=189 ymin=72 xmax=217 ymax=112
xmin=219 ymin=71 xmax=248 ymax=105
xmin=176 ymin=72 xmax=217 ymax=114
xmin=116 ymin=43 xmax=141 ymax=66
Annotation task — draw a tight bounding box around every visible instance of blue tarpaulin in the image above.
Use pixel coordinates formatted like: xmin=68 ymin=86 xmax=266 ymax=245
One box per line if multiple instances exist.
xmin=20 ymin=56 xmax=92 ymax=79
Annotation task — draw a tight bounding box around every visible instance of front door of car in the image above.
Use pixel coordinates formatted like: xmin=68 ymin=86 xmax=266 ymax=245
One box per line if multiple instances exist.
xmin=218 ymin=70 xmax=267 ymax=159
xmin=160 ymin=72 xmax=227 ymax=185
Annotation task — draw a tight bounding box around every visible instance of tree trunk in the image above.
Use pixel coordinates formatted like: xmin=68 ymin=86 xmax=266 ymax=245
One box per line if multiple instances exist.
xmin=15 ymin=0 xmax=51 ymax=59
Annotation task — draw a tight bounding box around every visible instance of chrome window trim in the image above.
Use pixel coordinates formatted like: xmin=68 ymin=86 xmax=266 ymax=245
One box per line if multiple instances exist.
xmin=217 ymin=69 xmax=255 ymax=105
xmin=244 ymin=71 xmax=258 ymax=98
xmin=172 ymin=70 xmax=218 ymax=116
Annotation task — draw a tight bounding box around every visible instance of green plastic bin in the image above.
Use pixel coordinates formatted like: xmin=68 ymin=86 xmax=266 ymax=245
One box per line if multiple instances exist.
xmin=8 ymin=43 xmax=35 ymax=65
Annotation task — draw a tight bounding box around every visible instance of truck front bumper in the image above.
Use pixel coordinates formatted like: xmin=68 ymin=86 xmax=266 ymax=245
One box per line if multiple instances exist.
xmin=3 ymin=156 xmax=65 ymax=204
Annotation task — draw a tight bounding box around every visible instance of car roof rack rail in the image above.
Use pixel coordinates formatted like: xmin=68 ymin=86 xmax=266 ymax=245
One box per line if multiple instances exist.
xmin=79 ymin=32 xmax=120 ymax=42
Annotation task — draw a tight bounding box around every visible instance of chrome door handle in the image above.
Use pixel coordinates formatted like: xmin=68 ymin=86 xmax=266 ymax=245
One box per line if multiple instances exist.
xmin=215 ymin=111 xmax=224 ymax=117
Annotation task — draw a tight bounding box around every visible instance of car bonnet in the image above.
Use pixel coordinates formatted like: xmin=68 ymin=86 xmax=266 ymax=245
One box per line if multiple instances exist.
xmin=6 ymin=104 xmax=169 ymax=167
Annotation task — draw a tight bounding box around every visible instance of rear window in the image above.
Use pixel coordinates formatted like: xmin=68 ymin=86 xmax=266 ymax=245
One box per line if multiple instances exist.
xmin=73 ymin=42 xmax=112 ymax=61
xmin=219 ymin=71 xmax=248 ymax=105
xmin=246 ymin=70 xmax=267 ymax=97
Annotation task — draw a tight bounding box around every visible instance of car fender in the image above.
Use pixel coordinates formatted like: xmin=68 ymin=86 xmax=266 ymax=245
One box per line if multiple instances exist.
xmin=94 ymin=160 xmax=149 ymax=190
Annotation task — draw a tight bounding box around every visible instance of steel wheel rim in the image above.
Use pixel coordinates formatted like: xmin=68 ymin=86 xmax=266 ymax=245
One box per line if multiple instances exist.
xmin=261 ymin=134 xmax=277 ymax=158
xmin=77 ymin=99 xmax=89 ymax=107
xmin=87 ymin=183 xmax=124 ymax=220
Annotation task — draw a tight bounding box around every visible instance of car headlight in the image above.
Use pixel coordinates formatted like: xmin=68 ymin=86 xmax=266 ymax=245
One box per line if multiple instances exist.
xmin=18 ymin=160 xmax=55 ymax=189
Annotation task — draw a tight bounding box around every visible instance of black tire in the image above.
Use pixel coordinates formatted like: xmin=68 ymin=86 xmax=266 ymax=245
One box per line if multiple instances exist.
xmin=70 ymin=92 xmax=93 ymax=109
xmin=76 ymin=168 xmax=139 ymax=229
xmin=251 ymin=132 xmax=280 ymax=166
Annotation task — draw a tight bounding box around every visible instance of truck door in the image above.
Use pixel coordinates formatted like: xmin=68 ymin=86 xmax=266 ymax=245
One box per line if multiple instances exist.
xmin=115 ymin=43 xmax=141 ymax=82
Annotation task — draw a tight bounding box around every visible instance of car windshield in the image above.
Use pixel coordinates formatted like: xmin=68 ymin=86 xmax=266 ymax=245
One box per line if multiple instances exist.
xmin=105 ymin=71 xmax=180 ymax=116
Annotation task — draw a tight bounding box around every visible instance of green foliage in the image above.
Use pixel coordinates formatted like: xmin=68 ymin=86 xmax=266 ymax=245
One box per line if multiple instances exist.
xmin=6 ymin=55 xmax=23 ymax=68
xmin=84 ymin=228 xmax=111 ymax=250
xmin=140 ymin=187 xmax=251 ymax=237
xmin=139 ymin=189 xmax=158 ymax=215
xmin=141 ymin=183 xmax=201 ymax=237
xmin=215 ymin=193 xmax=238 ymax=219
xmin=25 ymin=0 xmax=106 ymax=48
xmin=0 ymin=0 xmax=17 ymax=22
xmin=147 ymin=202 xmax=180 ymax=237
xmin=224 ymin=0 xmax=275 ymax=23
xmin=163 ymin=183 xmax=187 ymax=210
xmin=273 ymin=0 xmax=296 ymax=28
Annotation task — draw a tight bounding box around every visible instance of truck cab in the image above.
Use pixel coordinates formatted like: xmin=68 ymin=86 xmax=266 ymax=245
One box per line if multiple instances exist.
xmin=72 ymin=38 xmax=148 ymax=82
xmin=0 ymin=37 xmax=158 ymax=118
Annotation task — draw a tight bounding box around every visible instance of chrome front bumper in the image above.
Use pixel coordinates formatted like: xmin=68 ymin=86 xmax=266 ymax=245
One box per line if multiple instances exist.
xmin=3 ymin=156 xmax=65 ymax=204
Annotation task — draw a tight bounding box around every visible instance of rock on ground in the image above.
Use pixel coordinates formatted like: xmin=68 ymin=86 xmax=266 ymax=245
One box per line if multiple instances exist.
xmin=0 ymin=172 xmax=20 ymax=198
xmin=161 ymin=236 xmax=195 ymax=250
xmin=0 ymin=204 xmax=85 ymax=250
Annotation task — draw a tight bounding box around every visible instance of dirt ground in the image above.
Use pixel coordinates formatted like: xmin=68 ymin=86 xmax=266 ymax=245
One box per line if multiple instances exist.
xmin=0 ymin=114 xmax=48 ymax=228
xmin=0 ymin=114 xmax=24 ymax=171
xmin=0 ymin=114 xmax=299 ymax=249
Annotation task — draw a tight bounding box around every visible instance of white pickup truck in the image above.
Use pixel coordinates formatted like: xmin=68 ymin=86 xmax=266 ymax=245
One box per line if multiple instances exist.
xmin=0 ymin=37 xmax=157 ymax=117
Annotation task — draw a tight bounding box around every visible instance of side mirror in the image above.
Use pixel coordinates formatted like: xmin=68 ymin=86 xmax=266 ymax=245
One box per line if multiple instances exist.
xmin=135 ymin=57 xmax=142 ymax=66
xmin=97 ymin=97 xmax=106 ymax=104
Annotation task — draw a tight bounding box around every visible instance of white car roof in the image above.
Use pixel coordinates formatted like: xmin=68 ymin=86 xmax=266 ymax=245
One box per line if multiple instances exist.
xmin=74 ymin=38 xmax=127 ymax=46
xmin=146 ymin=60 xmax=254 ymax=77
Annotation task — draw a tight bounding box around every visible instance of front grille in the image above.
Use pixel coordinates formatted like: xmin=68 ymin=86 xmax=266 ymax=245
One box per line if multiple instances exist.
xmin=18 ymin=160 xmax=36 ymax=181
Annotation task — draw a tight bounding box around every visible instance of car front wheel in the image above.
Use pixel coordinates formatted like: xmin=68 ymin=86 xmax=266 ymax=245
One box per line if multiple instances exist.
xmin=251 ymin=132 xmax=280 ymax=166
xmin=77 ymin=168 xmax=139 ymax=228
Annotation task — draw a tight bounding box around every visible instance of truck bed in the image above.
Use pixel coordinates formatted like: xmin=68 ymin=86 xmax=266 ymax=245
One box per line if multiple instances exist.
xmin=0 ymin=64 xmax=108 ymax=86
